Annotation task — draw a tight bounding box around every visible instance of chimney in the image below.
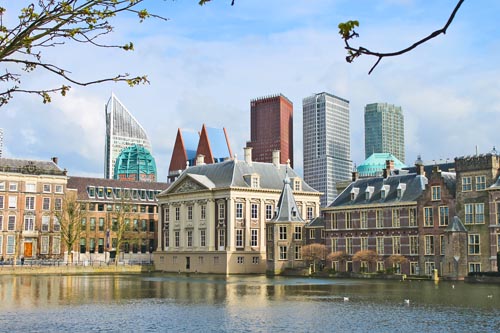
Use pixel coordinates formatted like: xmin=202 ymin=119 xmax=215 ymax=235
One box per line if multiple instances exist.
xmin=383 ymin=160 xmax=394 ymax=178
xmin=272 ymin=150 xmax=280 ymax=167
xmin=352 ymin=170 xmax=359 ymax=182
xmin=244 ymin=147 xmax=252 ymax=165
xmin=196 ymin=154 xmax=205 ymax=166
xmin=51 ymin=157 xmax=58 ymax=165
xmin=432 ymin=165 xmax=441 ymax=175
xmin=415 ymin=155 xmax=425 ymax=176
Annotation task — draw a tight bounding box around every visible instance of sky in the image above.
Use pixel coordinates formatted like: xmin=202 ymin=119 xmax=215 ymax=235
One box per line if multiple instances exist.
xmin=1 ymin=0 xmax=499 ymax=181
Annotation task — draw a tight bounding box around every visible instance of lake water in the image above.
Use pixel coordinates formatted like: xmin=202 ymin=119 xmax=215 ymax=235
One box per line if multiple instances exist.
xmin=0 ymin=274 xmax=499 ymax=332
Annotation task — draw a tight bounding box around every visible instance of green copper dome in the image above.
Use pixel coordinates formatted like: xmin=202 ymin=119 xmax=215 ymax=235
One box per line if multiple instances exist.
xmin=357 ymin=153 xmax=407 ymax=177
xmin=114 ymin=144 xmax=157 ymax=182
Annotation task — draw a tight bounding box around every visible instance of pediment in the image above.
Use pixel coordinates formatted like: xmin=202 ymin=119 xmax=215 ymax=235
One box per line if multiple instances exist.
xmin=168 ymin=174 xmax=215 ymax=194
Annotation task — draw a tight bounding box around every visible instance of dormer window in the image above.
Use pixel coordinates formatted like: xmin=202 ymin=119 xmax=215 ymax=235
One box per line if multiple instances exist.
xmin=294 ymin=179 xmax=301 ymax=191
xmin=397 ymin=183 xmax=407 ymax=199
xmin=350 ymin=187 xmax=359 ymax=201
xmin=87 ymin=186 xmax=95 ymax=198
xmin=113 ymin=188 xmax=121 ymax=199
xmin=380 ymin=185 xmax=390 ymax=199
xmin=365 ymin=186 xmax=374 ymax=200
xmin=97 ymin=187 xmax=104 ymax=199
xmin=105 ymin=187 xmax=113 ymax=199
xmin=291 ymin=207 xmax=297 ymax=218
xmin=251 ymin=175 xmax=260 ymax=188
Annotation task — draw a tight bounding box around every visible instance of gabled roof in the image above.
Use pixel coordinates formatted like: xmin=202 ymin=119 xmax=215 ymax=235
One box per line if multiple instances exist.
xmin=329 ymin=173 xmax=427 ymax=208
xmin=0 ymin=158 xmax=66 ymax=176
xmin=161 ymin=159 xmax=319 ymax=195
xmin=270 ymin=172 xmax=304 ymax=223
xmin=168 ymin=128 xmax=200 ymax=174
xmin=445 ymin=216 xmax=467 ymax=232
xmin=306 ymin=217 xmax=325 ymax=228
xmin=198 ymin=125 xmax=233 ymax=163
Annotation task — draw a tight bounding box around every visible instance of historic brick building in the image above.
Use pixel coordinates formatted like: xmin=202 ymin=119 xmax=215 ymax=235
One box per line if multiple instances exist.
xmin=246 ymin=94 xmax=294 ymax=167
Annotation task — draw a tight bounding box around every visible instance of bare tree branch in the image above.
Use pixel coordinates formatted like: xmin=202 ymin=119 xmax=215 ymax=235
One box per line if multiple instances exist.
xmin=339 ymin=0 xmax=465 ymax=74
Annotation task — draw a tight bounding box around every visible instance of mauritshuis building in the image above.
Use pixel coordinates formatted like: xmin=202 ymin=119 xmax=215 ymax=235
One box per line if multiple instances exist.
xmin=364 ymin=103 xmax=405 ymax=163
xmin=303 ymin=92 xmax=352 ymax=207
xmin=104 ymin=94 xmax=155 ymax=180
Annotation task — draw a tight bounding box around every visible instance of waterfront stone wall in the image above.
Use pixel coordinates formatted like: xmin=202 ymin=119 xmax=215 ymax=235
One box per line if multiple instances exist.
xmin=0 ymin=264 xmax=146 ymax=275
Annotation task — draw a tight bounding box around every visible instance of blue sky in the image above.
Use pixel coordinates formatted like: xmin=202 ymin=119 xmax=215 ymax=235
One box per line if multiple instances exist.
xmin=1 ymin=0 xmax=499 ymax=180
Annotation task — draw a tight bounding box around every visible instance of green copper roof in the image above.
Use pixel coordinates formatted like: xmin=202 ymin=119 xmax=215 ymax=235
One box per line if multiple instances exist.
xmin=114 ymin=144 xmax=157 ymax=181
xmin=357 ymin=153 xmax=407 ymax=176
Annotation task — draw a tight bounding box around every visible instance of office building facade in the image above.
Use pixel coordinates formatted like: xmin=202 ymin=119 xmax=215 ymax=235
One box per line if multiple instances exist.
xmin=364 ymin=103 xmax=405 ymax=163
xmin=246 ymin=94 xmax=294 ymax=167
xmin=104 ymin=94 xmax=152 ymax=179
xmin=303 ymin=92 xmax=352 ymax=207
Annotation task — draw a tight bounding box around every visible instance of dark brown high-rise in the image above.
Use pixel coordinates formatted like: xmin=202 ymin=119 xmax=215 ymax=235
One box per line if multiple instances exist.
xmin=246 ymin=94 xmax=293 ymax=167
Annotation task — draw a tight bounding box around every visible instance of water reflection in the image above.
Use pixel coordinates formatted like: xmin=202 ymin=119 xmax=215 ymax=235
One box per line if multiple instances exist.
xmin=0 ymin=274 xmax=499 ymax=332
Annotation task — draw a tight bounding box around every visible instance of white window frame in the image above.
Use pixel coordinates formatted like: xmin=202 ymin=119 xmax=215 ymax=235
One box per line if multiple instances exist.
xmin=251 ymin=229 xmax=258 ymax=247
xmin=6 ymin=235 xmax=15 ymax=254
xmin=439 ymin=206 xmax=449 ymax=226
xmin=431 ymin=186 xmax=441 ymax=201
xmin=24 ymin=216 xmax=35 ymax=231
xmin=251 ymin=203 xmax=258 ymax=219
xmin=8 ymin=196 xmax=17 ymax=209
xmin=9 ymin=182 xmax=18 ymax=191
xmin=236 ymin=202 xmax=243 ymax=219
xmin=42 ymin=197 xmax=51 ymax=211
xmin=25 ymin=196 xmax=35 ymax=210
xmin=43 ymin=184 xmax=51 ymax=193
xmin=55 ymin=185 xmax=64 ymax=194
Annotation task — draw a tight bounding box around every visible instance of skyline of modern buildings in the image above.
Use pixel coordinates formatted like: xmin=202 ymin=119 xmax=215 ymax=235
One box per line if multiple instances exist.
xmin=364 ymin=102 xmax=405 ymax=163
xmin=303 ymin=92 xmax=352 ymax=207
xmin=246 ymin=94 xmax=294 ymax=167
xmin=104 ymin=93 xmax=153 ymax=180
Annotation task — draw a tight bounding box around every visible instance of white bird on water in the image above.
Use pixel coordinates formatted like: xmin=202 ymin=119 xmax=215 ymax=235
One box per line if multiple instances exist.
xmin=404 ymin=299 xmax=410 ymax=305
xmin=487 ymin=295 xmax=493 ymax=298
xmin=343 ymin=297 xmax=349 ymax=302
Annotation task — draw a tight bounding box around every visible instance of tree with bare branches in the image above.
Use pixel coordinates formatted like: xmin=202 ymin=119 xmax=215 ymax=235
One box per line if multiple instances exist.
xmin=386 ymin=254 xmax=408 ymax=274
xmin=326 ymin=250 xmax=349 ymax=271
xmin=338 ymin=0 xmax=465 ymax=74
xmin=54 ymin=190 xmax=86 ymax=264
xmin=302 ymin=243 xmax=327 ymax=272
xmin=352 ymin=250 xmax=378 ymax=273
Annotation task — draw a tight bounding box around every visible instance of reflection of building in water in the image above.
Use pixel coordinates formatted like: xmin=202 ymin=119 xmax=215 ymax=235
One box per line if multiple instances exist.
xmin=156 ymin=148 xmax=320 ymax=274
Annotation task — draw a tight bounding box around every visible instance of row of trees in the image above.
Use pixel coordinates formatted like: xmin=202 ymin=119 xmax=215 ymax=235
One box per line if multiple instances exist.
xmin=54 ymin=193 xmax=149 ymax=265
xmin=301 ymin=244 xmax=409 ymax=273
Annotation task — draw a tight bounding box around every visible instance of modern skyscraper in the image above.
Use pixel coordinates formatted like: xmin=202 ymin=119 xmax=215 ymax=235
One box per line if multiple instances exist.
xmin=364 ymin=103 xmax=405 ymax=163
xmin=303 ymin=92 xmax=352 ymax=207
xmin=104 ymin=93 xmax=152 ymax=179
xmin=246 ymin=94 xmax=293 ymax=167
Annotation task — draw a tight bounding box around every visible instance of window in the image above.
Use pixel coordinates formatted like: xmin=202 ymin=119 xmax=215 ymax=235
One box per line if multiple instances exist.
xmin=468 ymin=234 xmax=480 ymax=254
xmin=251 ymin=203 xmax=258 ymax=219
xmin=279 ymin=246 xmax=288 ymax=260
xmin=392 ymin=236 xmax=401 ymax=254
xmin=409 ymin=208 xmax=417 ymax=227
xmin=331 ymin=213 xmax=338 ymax=229
xmin=462 ymin=177 xmax=472 ymax=192
xmin=360 ymin=211 xmax=367 ymax=229
xmin=236 ymin=229 xmax=244 ymax=248
xmin=52 ymin=236 xmax=61 ymax=254
xmin=464 ymin=204 xmax=473 ymax=224
xmin=236 ymin=202 xmax=243 ymax=219
xmin=0 ymin=182 xmax=4 ymax=190
xmin=81 ymin=217 xmax=87 ymax=231
xmin=53 ymin=217 xmax=60 ymax=232
xmin=25 ymin=196 xmax=35 ymax=210
xmin=440 ymin=235 xmax=445 ymax=255
xmin=0 ymin=195 xmax=3 ymax=209
xmin=251 ymin=176 xmax=259 ymax=188
xmin=309 ymin=229 xmax=315 ymax=239
xmin=294 ymin=226 xmax=302 ymax=240
xmin=267 ymin=227 xmax=273 ymax=242
xmin=425 ymin=235 xmax=434 ymax=255
xmin=469 ymin=263 xmax=481 ymax=273
xmin=345 ymin=212 xmax=352 ymax=229
xmin=424 ymin=207 xmax=433 ymax=227
xmin=54 ymin=198 xmax=62 ymax=211
xmin=90 ymin=218 xmax=96 ymax=231
xmin=331 ymin=238 xmax=338 ymax=252
xmin=475 ymin=175 xmax=486 ymax=190
xmin=26 ymin=183 xmax=36 ymax=192
xmin=111 ymin=218 xmax=118 ymax=231
xmin=9 ymin=182 xmax=18 ymax=191
xmin=55 ymin=185 xmax=63 ymax=193
xmin=295 ymin=245 xmax=302 ymax=260
xmin=187 ymin=230 xmax=193 ymax=247
xmin=218 ymin=202 xmax=225 ymax=219
xmin=279 ymin=226 xmax=287 ymax=240
xmin=98 ymin=218 xmax=104 ymax=231
xmin=40 ymin=236 xmax=49 ymax=254
xmin=251 ymin=229 xmax=258 ymax=247
xmin=475 ymin=203 xmax=484 ymax=224
xmin=346 ymin=238 xmax=353 ymax=255
xmin=431 ymin=186 xmax=441 ymax=201
xmin=376 ymin=210 xmax=383 ymax=228
xmin=252 ymin=256 xmax=259 ymax=264
xmin=175 ymin=207 xmax=180 ymax=221
xmin=8 ymin=216 xmax=15 ymax=231
xmin=7 ymin=235 xmax=15 ymax=254
xmin=187 ymin=206 xmax=193 ymax=221
xmin=425 ymin=262 xmax=435 ymax=275
xmin=42 ymin=197 xmax=50 ymax=211
xmin=410 ymin=236 xmax=419 ymax=255
xmin=237 ymin=256 xmax=244 ymax=264
xmin=410 ymin=262 xmax=418 ymax=275
xmin=294 ymin=179 xmax=301 ymax=191
xmin=0 ymin=216 xmax=3 ymax=230
xmin=24 ymin=216 xmax=35 ymax=231
xmin=392 ymin=209 xmax=400 ymax=227
xmin=200 ymin=230 xmax=206 ymax=247
xmin=307 ymin=207 xmax=313 ymax=220
xmin=174 ymin=231 xmax=180 ymax=247
xmin=439 ymin=206 xmax=449 ymax=226
xmin=8 ymin=196 xmax=17 ymax=209
xmin=265 ymin=204 xmax=273 ymax=220
xmin=497 ymin=202 xmax=500 ymax=225
xmin=43 ymin=184 xmax=51 ymax=193
xmin=164 ymin=207 xmax=170 ymax=222
xmin=361 ymin=237 xmax=368 ymax=251
xmin=200 ymin=204 xmax=206 ymax=220
xmin=41 ymin=216 xmax=50 ymax=232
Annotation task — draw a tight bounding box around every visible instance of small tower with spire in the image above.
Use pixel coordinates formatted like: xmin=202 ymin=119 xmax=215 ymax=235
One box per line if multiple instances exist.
xmin=266 ymin=169 xmax=307 ymax=275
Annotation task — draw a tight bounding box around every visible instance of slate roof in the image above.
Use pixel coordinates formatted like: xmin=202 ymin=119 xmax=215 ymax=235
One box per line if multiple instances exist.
xmin=270 ymin=173 xmax=304 ymax=223
xmin=164 ymin=159 xmax=318 ymax=194
xmin=0 ymin=157 xmax=66 ymax=175
xmin=306 ymin=217 xmax=325 ymax=228
xmin=329 ymin=173 xmax=428 ymax=208
xmin=445 ymin=216 xmax=467 ymax=232
xmin=489 ymin=176 xmax=500 ymax=189
xmin=440 ymin=171 xmax=457 ymax=195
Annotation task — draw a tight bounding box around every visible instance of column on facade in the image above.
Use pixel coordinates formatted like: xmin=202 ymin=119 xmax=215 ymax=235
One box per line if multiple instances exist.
xmin=157 ymin=204 xmax=163 ymax=251
xmin=244 ymin=197 xmax=251 ymax=250
xmin=208 ymin=199 xmax=216 ymax=251
xmin=227 ymin=198 xmax=235 ymax=251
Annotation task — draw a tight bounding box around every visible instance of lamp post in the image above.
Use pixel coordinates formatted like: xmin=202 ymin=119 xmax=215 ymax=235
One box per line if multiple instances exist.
xmin=149 ymin=246 xmax=153 ymax=264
